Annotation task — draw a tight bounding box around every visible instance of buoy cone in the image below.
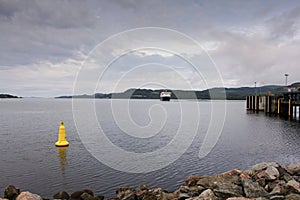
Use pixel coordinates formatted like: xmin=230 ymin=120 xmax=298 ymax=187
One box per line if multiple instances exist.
xmin=55 ymin=121 xmax=69 ymax=147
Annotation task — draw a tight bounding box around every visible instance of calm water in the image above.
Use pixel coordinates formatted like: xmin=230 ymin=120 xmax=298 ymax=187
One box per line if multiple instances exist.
xmin=0 ymin=99 xmax=300 ymax=198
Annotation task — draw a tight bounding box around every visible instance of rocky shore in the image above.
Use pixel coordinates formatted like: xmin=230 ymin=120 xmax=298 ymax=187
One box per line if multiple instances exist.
xmin=1 ymin=162 xmax=300 ymax=200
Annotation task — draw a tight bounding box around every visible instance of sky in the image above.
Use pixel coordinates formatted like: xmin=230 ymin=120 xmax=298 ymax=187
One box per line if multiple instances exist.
xmin=1 ymin=0 xmax=300 ymax=97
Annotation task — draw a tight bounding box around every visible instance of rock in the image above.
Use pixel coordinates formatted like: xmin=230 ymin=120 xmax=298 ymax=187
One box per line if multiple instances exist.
xmin=4 ymin=185 xmax=20 ymax=200
xmin=256 ymin=166 xmax=279 ymax=181
xmin=141 ymin=192 xmax=156 ymax=200
xmin=251 ymin=162 xmax=279 ymax=173
xmin=269 ymin=182 xmax=286 ymax=195
xmin=226 ymin=198 xmax=254 ymax=200
xmin=269 ymin=195 xmax=285 ymax=200
xmin=285 ymin=193 xmax=300 ymax=200
xmin=196 ymin=174 xmax=241 ymax=189
xmin=198 ymin=189 xmax=215 ymax=200
xmin=266 ymin=166 xmax=280 ymax=180
xmin=80 ymin=193 xmax=93 ymax=200
xmin=242 ymin=178 xmax=268 ymax=198
xmin=178 ymin=193 xmax=189 ymax=200
xmin=213 ymin=182 xmax=243 ymax=198
xmin=293 ymin=176 xmax=300 ymax=183
xmin=135 ymin=185 xmax=149 ymax=193
xmin=53 ymin=191 xmax=69 ymax=200
xmin=94 ymin=196 xmax=104 ymax=200
xmin=223 ymin=169 xmax=251 ymax=180
xmin=15 ymin=192 xmax=42 ymax=200
xmin=116 ymin=187 xmax=132 ymax=199
xmin=184 ymin=176 xmax=202 ymax=187
xmin=286 ymin=180 xmax=300 ymax=193
xmin=121 ymin=192 xmax=136 ymax=200
xmin=178 ymin=186 xmax=204 ymax=197
xmin=70 ymin=191 xmax=83 ymax=200
xmin=285 ymin=163 xmax=300 ymax=175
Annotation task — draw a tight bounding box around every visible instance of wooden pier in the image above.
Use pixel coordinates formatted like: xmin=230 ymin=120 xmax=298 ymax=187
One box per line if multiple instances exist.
xmin=246 ymin=91 xmax=300 ymax=119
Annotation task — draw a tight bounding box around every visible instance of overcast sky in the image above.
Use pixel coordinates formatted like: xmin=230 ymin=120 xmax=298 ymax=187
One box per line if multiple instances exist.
xmin=1 ymin=0 xmax=300 ymax=97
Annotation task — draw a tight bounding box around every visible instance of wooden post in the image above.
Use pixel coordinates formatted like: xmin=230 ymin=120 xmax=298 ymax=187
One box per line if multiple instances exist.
xmin=256 ymin=96 xmax=259 ymax=111
xmin=246 ymin=96 xmax=249 ymax=109
xmin=288 ymin=99 xmax=291 ymax=117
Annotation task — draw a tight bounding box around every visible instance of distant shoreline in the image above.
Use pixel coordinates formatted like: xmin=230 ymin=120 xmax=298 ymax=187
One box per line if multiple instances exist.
xmin=0 ymin=94 xmax=21 ymax=98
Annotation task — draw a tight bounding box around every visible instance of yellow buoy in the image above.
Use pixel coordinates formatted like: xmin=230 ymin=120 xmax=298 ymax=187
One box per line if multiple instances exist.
xmin=55 ymin=121 xmax=69 ymax=147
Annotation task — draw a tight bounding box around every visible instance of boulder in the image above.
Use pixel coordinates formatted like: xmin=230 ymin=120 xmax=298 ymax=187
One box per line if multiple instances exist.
xmin=198 ymin=189 xmax=215 ymax=200
xmin=285 ymin=163 xmax=300 ymax=175
xmin=141 ymin=191 xmax=156 ymax=200
xmin=4 ymin=185 xmax=20 ymax=200
xmin=266 ymin=166 xmax=280 ymax=180
xmin=116 ymin=187 xmax=132 ymax=200
xmin=184 ymin=176 xmax=202 ymax=187
xmin=286 ymin=180 xmax=300 ymax=193
xmin=15 ymin=192 xmax=42 ymax=200
xmin=70 ymin=191 xmax=83 ymax=200
xmin=53 ymin=191 xmax=69 ymax=200
xmin=178 ymin=192 xmax=189 ymax=200
xmin=256 ymin=166 xmax=280 ymax=181
xmin=269 ymin=182 xmax=286 ymax=195
xmin=196 ymin=174 xmax=240 ymax=189
xmin=251 ymin=162 xmax=279 ymax=173
xmin=269 ymin=195 xmax=285 ymax=200
xmin=285 ymin=193 xmax=300 ymax=200
xmin=241 ymin=178 xmax=268 ymax=198
xmin=213 ymin=182 xmax=243 ymax=198
xmin=80 ymin=193 xmax=94 ymax=200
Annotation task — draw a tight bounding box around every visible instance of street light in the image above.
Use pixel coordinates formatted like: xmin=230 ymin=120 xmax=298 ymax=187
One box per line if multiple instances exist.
xmin=285 ymin=74 xmax=289 ymax=86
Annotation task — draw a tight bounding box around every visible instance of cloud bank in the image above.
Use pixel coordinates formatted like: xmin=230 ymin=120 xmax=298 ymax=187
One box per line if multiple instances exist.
xmin=0 ymin=0 xmax=300 ymax=97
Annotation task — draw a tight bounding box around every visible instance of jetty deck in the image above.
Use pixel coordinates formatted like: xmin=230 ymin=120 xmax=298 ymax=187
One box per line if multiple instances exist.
xmin=246 ymin=89 xmax=300 ymax=120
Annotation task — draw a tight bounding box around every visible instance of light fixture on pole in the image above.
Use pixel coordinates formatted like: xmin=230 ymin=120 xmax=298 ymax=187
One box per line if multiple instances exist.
xmin=284 ymin=74 xmax=289 ymax=86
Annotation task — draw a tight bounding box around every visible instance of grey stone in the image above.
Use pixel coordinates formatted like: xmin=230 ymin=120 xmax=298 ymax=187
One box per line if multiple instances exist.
xmin=269 ymin=195 xmax=284 ymax=200
xmin=80 ymin=193 xmax=95 ymax=200
xmin=266 ymin=166 xmax=280 ymax=180
xmin=286 ymin=163 xmax=300 ymax=175
xmin=285 ymin=193 xmax=300 ymax=200
xmin=116 ymin=186 xmax=132 ymax=199
xmin=286 ymin=180 xmax=300 ymax=193
xmin=251 ymin=162 xmax=279 ymax=173
xmin=178 ymin=192 xmax=190 ymax=200
xmin=198 ymin=189 xmax=215 ymax=200
xmin=53 ymin=191 xmax=69 ymax=200
xmin=15 ymin=192 xmax=42 ymax=200
xmin=213 ymin=182 xmax=243 ymax=198
xmin=242 ymin=178 xmax=268 ymax=198
xmin=4 ymin=185 xmax=20 ymax=200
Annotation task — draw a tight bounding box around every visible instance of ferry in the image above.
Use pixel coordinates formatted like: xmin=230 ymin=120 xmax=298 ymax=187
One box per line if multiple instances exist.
xmin=160 ymin=91 xmax=171 ymax=101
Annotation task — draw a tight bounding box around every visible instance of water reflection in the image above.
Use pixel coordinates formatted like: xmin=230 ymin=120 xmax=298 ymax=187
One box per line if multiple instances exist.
xmin=56 ymin=147 xmax=68 ymax=174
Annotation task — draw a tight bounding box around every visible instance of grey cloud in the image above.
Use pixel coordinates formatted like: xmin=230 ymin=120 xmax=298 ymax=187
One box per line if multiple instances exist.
xmin=265 ymin=6 xmax=300 ymax=42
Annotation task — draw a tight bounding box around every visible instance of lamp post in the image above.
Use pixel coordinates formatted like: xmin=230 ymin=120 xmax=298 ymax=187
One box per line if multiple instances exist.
xmin=254 ymin=81 xmax=257 ymax=95
xmin=285 ymin=74 xmax=289 ymax=86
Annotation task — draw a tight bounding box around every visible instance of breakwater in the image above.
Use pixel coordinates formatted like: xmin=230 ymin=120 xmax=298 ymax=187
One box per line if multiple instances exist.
xmin=2 ymin=162 xmax=300 ymax=200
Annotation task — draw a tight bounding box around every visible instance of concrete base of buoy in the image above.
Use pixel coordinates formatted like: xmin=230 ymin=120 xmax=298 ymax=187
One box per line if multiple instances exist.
xmin=55 ymin=121 xmax=69 ymax=147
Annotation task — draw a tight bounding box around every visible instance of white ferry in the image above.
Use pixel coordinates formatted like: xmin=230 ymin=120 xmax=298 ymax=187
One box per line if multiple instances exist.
xmin=160 ymin=91 xmax=171 ymax=101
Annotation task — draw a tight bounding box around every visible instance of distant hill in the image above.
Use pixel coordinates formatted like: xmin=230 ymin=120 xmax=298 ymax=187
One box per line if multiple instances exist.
xmin=56 ymin=83 xmax=300 ymax=100
xmin=0 ymin=94 xmax=20 ymax=98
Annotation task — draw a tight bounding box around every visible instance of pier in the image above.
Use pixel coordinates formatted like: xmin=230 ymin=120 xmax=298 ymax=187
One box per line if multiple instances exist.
xmin=246 ymin=89 xmax=300 ymax=120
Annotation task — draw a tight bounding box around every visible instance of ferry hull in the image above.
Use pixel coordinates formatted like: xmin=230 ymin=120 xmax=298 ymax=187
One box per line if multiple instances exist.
xmin=160 ymin=97 xmax=170 ymax=101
